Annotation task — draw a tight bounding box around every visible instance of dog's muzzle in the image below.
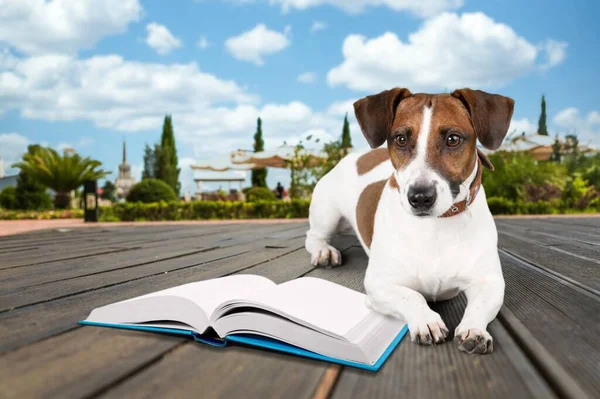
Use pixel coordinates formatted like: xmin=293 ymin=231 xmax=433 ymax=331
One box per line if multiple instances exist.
xmin=407 ymin=184 xmax=437 ymax=215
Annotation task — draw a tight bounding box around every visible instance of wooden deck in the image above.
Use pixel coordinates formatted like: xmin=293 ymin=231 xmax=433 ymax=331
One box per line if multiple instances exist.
xmin=0 ymin=217 xmax=598 ymax=399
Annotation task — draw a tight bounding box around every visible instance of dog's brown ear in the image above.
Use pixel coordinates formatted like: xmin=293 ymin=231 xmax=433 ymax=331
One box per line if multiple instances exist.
xmin=477 ymin=148 xmax=495 ymax=171
xmin=451 ymin=88 xmax=514 ymax=151
xmin=354 ymin=88 xmax=412 ymax=149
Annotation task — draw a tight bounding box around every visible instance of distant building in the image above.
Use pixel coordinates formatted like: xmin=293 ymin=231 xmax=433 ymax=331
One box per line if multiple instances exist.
xmin=114 ymin=141 xmax=136 ymax=200
xmin=0 ymin=159 xmax=18 ymax=192
xmin=480 ymin=133 xmax=598 ymax=161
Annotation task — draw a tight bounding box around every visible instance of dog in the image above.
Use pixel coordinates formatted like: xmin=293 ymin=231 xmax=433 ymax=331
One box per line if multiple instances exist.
xmin=305 ymin=88 xmax=514 ymax=354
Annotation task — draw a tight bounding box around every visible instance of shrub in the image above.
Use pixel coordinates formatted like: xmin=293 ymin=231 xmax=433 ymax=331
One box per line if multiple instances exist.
xmin=0 ymin=187 xmax=18 ymax=210
xmin=246 ymin=186 xmax=276 ymax=202
xmin=126 ymin=179 xmax=177 ymax=203
xmin=482 ymin=152 xmax=567 ymax=201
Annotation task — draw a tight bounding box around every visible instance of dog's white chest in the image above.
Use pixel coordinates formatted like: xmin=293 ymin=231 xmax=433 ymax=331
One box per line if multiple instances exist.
xmin=366 ymin=188 xmax=497 ymax=302
xmin=383 ymin=227 xmax=467 ymax=301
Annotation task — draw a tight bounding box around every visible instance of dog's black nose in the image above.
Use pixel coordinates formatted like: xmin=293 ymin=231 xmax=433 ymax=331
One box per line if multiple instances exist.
xmin=408 ymin=185 xmax=437 ymax=211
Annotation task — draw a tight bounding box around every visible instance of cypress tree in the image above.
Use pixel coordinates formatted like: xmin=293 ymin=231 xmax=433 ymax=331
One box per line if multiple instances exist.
xmin=538 ymin=95 xmax=548 ymax=136
xmin=142 ymin=144 xmax=156 ymax=180
xmin=251 ymin=117 xmax=267 ymax=187
xmin=341 ymin=113 xmax=352 ymax=149
xmin=155 ymin=115 xmax=181 ymax=195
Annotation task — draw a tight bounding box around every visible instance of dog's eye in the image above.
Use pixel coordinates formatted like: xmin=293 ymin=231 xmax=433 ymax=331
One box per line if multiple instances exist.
xmin=394 ymin=134 xmax=408 ymax=147
xmin=446 ymin=134 xmax=461 ymax=147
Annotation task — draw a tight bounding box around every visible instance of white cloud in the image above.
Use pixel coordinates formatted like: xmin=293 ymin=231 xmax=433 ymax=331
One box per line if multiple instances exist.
xmin=0 ymin=53 xmax=257 ymax=122
xmin=0 ymin=49 xmax=373 ymax=171
xmin=554 ymin=107 xmax=600 ymax=144
xmin=0 ymin=132 xmax=29 ymax=174
xmin=508 ymin=118 xmax=538 ymax=136
xmin=225 ymin=24 xmax=291 ymax=66
xmin=270 ymin=0 xmax=463 ymax=17
xmin=78 ymin=137 xmax=95 ymax=147
xmin=327 ymin=12 xmax=566 ymax=92
xmin=327 ymin=99 xmax=356 ymax=116
xmin=197 ymin=35 xmax=209 ymax=49
xmin=310 ymin=20 xmax=327 ymax=32
xmin=0 ymin=0 xmax=142 ymax=55
xmin=297 ymin=72 xmax=317 ymax=83
xmin=145 ymin=23 xmax=182 ymax=55
xmin=538 ymin=39 xmax=568 ymax=70
xmin=55 ymin=137 xmax=96 ymax=152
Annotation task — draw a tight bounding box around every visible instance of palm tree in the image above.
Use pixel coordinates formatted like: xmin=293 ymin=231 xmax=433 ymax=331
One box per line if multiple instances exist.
xmin=12 ymin=147 xmax=110 ymax=209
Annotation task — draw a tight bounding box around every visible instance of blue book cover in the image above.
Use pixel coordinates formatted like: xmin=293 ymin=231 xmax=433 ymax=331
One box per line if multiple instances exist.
xmin=78 ymin=320 xmax=408 ymax=372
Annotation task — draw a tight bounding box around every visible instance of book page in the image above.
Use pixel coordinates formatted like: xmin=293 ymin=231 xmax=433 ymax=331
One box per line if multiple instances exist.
xmin=220 ymin=277 xmax=371 ymax=338
xmin=123 ymin=275 xmax=276 ymax=318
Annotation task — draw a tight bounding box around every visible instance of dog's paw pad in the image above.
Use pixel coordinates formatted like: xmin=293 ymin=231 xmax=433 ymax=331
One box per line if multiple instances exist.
xmin=409 ymin=312 xmax=449 ymax=346
xmin=454 ymin=328 xmax=493 ymax=354
xmin=310 ymin=246 xmax=342 ymax=268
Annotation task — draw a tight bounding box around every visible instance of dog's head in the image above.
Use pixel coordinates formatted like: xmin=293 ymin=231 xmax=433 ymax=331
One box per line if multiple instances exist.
xmin=354 ymin=88 xmax=514 ymax=217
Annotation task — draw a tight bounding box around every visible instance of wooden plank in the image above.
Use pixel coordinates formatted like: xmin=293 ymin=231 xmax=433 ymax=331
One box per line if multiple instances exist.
xmin=496 ymin=219 xmax=600 ymax=246
xmin=0 ymin=327 xmax=184 ymax=399
xmin=497 ymin=232 xmax=600 ymax=291
xmin=497 ymin=218 xmax=600 ymax=238
xmin=0 ymin=240 xmax=299 ymax=312
xmin=305 ymin=249 xmax=555 ymax=399
xmin=499 ymin=253 xmax=600 ymax=397
xmin=496 ymin=221 xmax=600 ymax=254
xmin=0 ymin=224 xmax=259 ymax=268
xmin=0 ymin=243 xmax=305 ymax=353
xmin=237 ymin=234 xmax=359 ymax=283
xmin=0 ymin=230 xmax=322 ymax=398
xmin=95 ymin=342 xmax=326 ymax=399
xmin=0 ymin=223 xmax=305 ymax=290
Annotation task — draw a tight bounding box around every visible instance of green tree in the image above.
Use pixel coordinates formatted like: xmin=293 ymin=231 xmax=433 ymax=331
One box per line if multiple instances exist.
xmin=142 ymin=144 xmax=156 ymax=180
xmin=538 ymin=95 xmax=548 ymax=136
xmin=155 ymin=115 xmax=180 ymax=195
xmin=251 ymin=117 xmax=268 ymax=187
xmin=15 ymin=144 xmax=52 ymax=210
xmin=563 ymin=134 xmax=583 ymax=174
xmin=12 ymin=147 xmax=110 ymax=209
xmin=550 ymin=135 xmax=562 ymax=162
xmin=341 ymin=113 xmax=353 ymax=153
xmin=0 ymin=186 xmax=18 ymax=210
xmin=101 ymin=181 xmax=116 ymax=202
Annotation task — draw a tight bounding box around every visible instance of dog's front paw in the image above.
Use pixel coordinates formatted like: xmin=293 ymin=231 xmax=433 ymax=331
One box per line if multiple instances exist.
xmin=408 ymin=310 xmax=449 ymax=346
xmin=454 ymin=328 xmax=493 ymax=354
xmin=310 ymin=245 xmax=342 ymax=268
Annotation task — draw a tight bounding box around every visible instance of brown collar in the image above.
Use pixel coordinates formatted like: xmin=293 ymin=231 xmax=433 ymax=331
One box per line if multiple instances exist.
xmin=439 ymin=157 xmax=482 ymax=218
xmin=388 ymin=157 xmax=483 ymax=218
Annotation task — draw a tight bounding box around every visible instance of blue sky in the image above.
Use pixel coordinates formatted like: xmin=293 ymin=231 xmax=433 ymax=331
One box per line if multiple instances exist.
xmin=1 ymin=0 xmax=599 ymax=194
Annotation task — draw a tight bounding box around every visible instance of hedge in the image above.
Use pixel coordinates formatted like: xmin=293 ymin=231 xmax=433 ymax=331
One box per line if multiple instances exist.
xmin=486 ymin=196 xmax=600 ymax=215
xmin=0 ymin=209 xmax=84 ymax=220
xmin=1 ymin=197 xmax=598 ymax=221
xmin=98 ymin=200 xmax=311 ymax=221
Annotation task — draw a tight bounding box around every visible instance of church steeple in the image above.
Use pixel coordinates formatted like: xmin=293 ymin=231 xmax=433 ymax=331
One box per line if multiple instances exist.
xmin=115 ymin=139 xmax=135 ymax=200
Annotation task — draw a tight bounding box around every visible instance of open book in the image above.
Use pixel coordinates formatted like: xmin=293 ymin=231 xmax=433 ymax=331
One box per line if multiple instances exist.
xmin=79 ymin=275 xmax=408 ymax=371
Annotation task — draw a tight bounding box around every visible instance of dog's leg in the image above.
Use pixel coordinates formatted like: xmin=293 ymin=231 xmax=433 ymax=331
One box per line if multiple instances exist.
xmin=364 ymin=279 xmax=449 ymax=345
xmin=305 ymin=180 xmax=343 ymax=268
xmin=454 ymin=278 xmax=505 ymax=355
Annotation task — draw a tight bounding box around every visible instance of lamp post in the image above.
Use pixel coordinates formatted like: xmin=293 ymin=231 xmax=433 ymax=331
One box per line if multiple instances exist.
xmin=83 ymin=180 xmax=98 ymax=222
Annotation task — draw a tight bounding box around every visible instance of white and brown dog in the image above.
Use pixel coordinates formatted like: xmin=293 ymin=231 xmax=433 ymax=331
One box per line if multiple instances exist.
xmin=305 ymin=88 xmax=514 ymax=354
